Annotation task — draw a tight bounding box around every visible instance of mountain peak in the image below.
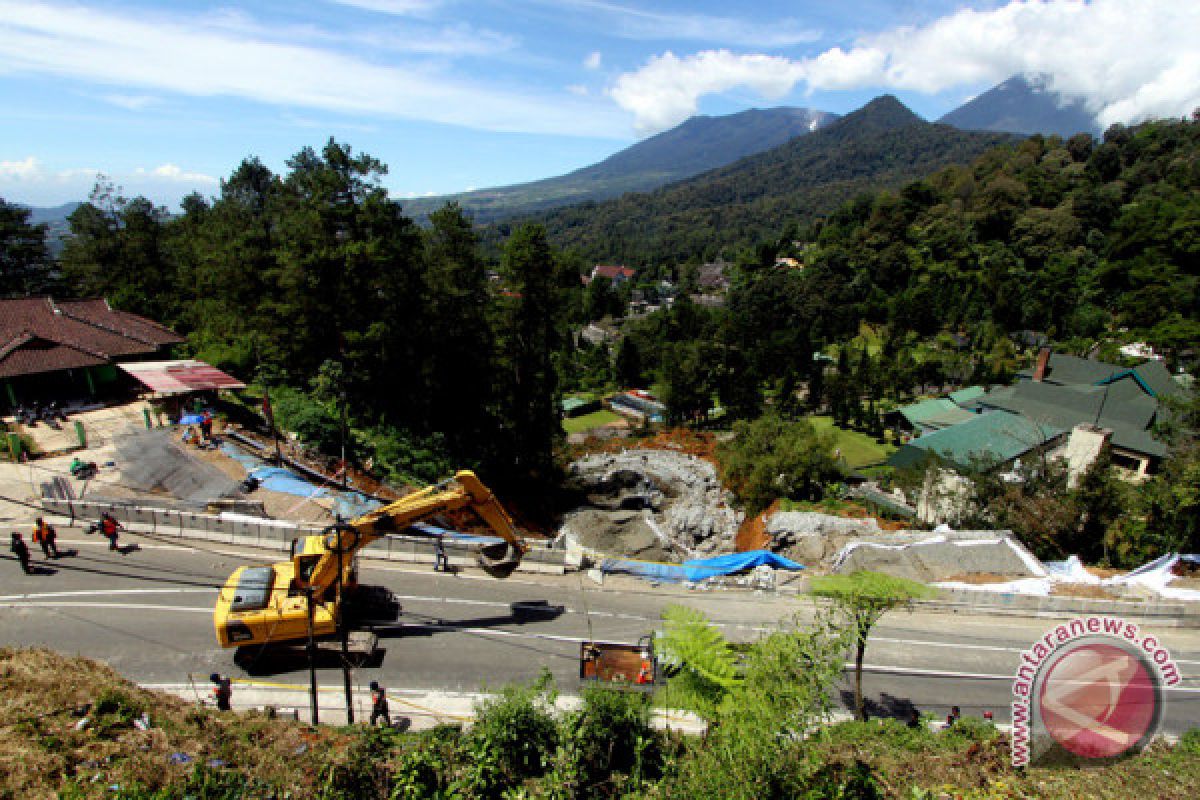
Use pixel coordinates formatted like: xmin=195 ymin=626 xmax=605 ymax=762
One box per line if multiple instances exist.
xmin=939 ymin=74 xmax=1100 ymax=137
xmin=825 ymin=94 xmax=925 ymax=139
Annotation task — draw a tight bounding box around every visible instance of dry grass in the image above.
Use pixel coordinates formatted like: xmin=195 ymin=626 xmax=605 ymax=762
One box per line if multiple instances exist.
xmin=940 ymin=573 xmax=1023 ymax=585
xmin=817 ymin=718 xmax=1200 ymax=799
xmin=0 ymin=648 xmax=352 ymax=799
xmin=1051 ymin=583 xmax=1120 ymax=600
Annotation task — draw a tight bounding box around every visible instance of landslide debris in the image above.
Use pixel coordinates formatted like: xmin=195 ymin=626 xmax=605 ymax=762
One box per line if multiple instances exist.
xmin=558 ymin=450 xmax=742 ymax=560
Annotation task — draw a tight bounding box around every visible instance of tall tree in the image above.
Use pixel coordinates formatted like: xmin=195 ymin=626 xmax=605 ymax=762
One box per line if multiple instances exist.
xmin=61 ymin=179 xmax=175 ymax=320
xmin=0 ymin=199 xmax=51 ymax=295
xmin=423 ymin=203 xmax=496 ymax=462
xmin=496 ymin=224 xmax=564 ymax=508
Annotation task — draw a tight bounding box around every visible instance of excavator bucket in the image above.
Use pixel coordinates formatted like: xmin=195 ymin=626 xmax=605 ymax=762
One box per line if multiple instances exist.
xmin=478 ymin=541 xmax=522 ymax=579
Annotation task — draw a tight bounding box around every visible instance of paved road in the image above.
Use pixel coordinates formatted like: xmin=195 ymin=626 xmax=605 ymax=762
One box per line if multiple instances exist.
xmin=3 ymin=528 xmax=1199 ymax=733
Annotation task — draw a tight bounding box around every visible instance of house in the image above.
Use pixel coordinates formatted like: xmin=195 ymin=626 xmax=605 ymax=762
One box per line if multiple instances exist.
xmin=889 ymin=411 xmax=1065 ymax=472
xmin=584 ymin=265 xmax=636 ymax=287
xmin=695 ymin=260 xmax=730 ymax=292
xmin=992 ymin=349 xmax=1181 ymax=478
xmin=0 ymin=296 xmax=184 ymax=406
xmin=562 ymin=397 xmax=600 ymax=418
xmin=606 ymin=390 xmax=665 ymax=424
xmin=887 ymin=397 xmax=977 ymax=438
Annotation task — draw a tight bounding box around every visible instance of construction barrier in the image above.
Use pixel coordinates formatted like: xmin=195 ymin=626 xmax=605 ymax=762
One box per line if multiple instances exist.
xmin=39 ymin=497 xmax=568 ymax=574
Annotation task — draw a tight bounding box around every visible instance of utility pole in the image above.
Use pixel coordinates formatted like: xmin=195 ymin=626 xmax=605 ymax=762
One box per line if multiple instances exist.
xmin=263 ymin=380 xmax=284 ymax=467
xmin=339 ymin=387 xmax=348 ymax=490
xmin=305 ymin=586 xmax=319 ymax=725
xmin=254 ymin=341 xmax=284 ymax=467
xmin=335 ymin=523 xmax=354 ymax=723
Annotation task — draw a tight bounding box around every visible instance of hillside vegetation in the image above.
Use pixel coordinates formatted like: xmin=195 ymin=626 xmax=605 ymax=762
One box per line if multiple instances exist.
xmin=505 ymin=96 xmax=1015 ymax=265
xmin=2 ymin=647 xmax=1197 ymax=799
xmin=402 ymin=107 xmax=835 ymax=224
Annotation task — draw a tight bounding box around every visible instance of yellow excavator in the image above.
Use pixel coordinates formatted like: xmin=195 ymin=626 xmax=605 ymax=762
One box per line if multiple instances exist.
xmin=213 ymin=470 xmax=527 ymax=661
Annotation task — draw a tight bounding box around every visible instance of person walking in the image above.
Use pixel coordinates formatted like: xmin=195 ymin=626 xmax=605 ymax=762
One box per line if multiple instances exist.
xmin=368 ymin=681 xmax=390 ymax=726
xmin=10 ymin=532 xmax=33 ymax=574
xmin=33 ymin=518 xmax=59 ymax=559
xmin=433 ymin=536 xmax=449 ymax=573
xmin=945 ymin=706 xmax=961 ymax=727
xmin=210 ymin=673 xmax=232 ymax=711
xmin=100 ymin=512 xmax=122 ymax=552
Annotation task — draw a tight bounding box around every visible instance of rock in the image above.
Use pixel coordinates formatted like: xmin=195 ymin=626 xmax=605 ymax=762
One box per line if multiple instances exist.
xmin=560 ymin=450 xmax=742 ymax=559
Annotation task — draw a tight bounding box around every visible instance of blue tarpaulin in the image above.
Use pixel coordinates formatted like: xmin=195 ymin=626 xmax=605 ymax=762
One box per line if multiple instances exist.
xmin=248 ymin=466 xmax=330 ymax=498
xmin=180 ymin=413 xmax=204 ymax=425
xmin=333 ymin=492 xmax=384 ymax=520
xmin=600 ymin=550 xmax=804 ymax=583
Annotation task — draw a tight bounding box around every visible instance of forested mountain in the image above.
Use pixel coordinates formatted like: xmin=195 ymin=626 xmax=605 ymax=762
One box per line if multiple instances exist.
xmin=402 ymin=107 xmax=835 ymax=223
xmin=509 ymin=96 xmax=1016 ymax=265
xmin=939 ymin=74 xmax=1101 ymax=138
xmin=15 ymin=202 xmax=80 ymax=256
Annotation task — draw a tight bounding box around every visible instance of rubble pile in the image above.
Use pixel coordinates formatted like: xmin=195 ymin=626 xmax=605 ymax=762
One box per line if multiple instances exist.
xmin=559 ymin=450 xmax=741 ymax=560
xmin=765 ymin=512 xmax=883 ymax=564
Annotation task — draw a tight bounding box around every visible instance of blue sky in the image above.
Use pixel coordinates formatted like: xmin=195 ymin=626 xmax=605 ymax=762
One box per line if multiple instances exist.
xmin=1 ymin=0 xmax=1196 ymax=209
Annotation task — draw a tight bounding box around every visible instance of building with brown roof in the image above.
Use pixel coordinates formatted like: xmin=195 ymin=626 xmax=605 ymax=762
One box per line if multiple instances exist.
xmin=0 ymin=296 xmax=184 ymax=406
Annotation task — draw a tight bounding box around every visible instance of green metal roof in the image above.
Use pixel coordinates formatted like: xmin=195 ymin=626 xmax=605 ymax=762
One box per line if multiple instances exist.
xmin=562 ymin=397 xmax=590 ymax=412
xmin=949 ymin=386 xmax=986 ymax=406
xmin=978 ymin=380 xmax=1166 ymax=458
xmin=1016 ymin=353 xmax=1126 ymax=386
xmin=888 ymin=411 xmax=1064 ymax=470
xmin=896 ymin=398 xmax=977 ymax=430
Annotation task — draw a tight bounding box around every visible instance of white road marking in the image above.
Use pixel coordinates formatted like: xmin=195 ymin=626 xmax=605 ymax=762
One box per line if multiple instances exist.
xmin=0 ymin=602 xmax=211 ymax=613
xmin=0 ymin=588 xmax=216 ymax=601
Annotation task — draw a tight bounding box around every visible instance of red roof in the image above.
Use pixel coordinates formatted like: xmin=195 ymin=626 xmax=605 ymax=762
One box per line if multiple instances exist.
xmin=119 ymin=360 xmax=246 ymax=394
xmin=0 ymin=296 xmax=183 ymax=379
xmin=592 ymin=265 xmax=636 ymax=280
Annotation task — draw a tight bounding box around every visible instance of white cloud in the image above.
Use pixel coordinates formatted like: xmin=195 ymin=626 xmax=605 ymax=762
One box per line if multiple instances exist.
xmin=611 ymin=0 xmax=1200 ymax=133
xmin=136 ymin=164 xmax=219 ymax=184
xmin=0 ymin=156 xmax=41 ymax=179
xmin=609 ymin=50 xmax=804 ymax=135
xmin=0 ymin=1 xmax=627 ymax=138
xmin=584 ymin=51 xmax=602 ymax=70
xmin=555 ymin=1 xmax=819 ymax=48
xmin=330 ymin=0 xmax=441 ymax=16
xmin=100 ymin=93 xmax=160 ymax=111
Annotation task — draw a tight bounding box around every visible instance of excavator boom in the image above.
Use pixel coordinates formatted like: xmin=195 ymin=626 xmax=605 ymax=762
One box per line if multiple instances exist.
xmin=213 ymin=470 xmax=527 ymax=650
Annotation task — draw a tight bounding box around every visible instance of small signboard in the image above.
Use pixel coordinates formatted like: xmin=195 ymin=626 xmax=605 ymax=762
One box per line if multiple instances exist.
xmin=579 ymin=636 xmax=658 ymax=689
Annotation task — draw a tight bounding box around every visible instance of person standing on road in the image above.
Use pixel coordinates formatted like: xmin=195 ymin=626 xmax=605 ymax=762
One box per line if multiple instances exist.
xmin=369 ymin=681 xmax=390 ymax=726
xmin=433 ymin=536 xmax=448 ymax=573
xmin=100 ymin=512 xmax=122 ymax=552
xmin=210 ymin=673 xmax=232 ymax=711
xmin=10 ymin=532 xmax=33 ymax=574
xmin=33 ymin=518 xmax=59 ymax=559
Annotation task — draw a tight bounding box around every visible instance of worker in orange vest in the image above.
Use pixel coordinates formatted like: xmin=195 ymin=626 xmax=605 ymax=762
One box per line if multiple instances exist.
xmin=210 ymin=673 xmax=232 ymax=711
xmin=100 ymin=512 xmax=122 ymax=552
xmin=369 ymin=681 xmax=390 ymax=726
xmin=636 ymin=657 xmax=654 ymax=685
xmin=33 ymin=517 xmax=59 ymax=559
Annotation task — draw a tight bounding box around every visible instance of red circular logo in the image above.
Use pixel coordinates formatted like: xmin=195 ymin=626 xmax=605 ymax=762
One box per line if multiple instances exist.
xmin=1037 ymin=641 xmax=1160 ymax=759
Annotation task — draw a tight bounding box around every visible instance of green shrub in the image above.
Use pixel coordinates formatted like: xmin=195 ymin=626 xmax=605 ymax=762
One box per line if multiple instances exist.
xmin=319 ymin=727 xmax=393 ymax=800
xmin=547 ymin=687 xmax=663 ymax=799
xmin=270 ymin=386 xmax=342 ymax=452
xmin=1178 ymin=727 xmax=1200 ymax=755
xmin=457 ymin=675 xmax=559 ymax=798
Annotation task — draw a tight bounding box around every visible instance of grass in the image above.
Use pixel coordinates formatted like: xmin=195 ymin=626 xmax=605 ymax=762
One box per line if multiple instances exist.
xmin=806 ymin=415 xmax=896 ymax=468
xmin=3 ymin=648 xmax=1197 ymax=799
xmin=562 ymin=409 xmax=624 ymax=434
